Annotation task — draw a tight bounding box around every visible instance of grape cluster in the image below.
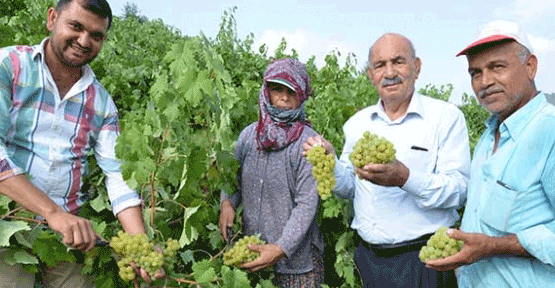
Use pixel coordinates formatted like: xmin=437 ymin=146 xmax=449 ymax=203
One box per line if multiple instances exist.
xmin=419 ymin=227 xmax=464 ymax=262
xmin=110 ymin=231 xmax=179 ymax=282
xmin=306 ymin=145 xmax=335 ymax=200
xmin=349 ymin=131 xmax=396 ymax=167
xmin=223 ymin=234 xmax=266 ymax=267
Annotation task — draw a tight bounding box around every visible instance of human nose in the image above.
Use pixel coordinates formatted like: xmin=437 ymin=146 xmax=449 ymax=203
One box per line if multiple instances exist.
xmin=76 ymin=32 xmax=92 ymax=49
xmin=384 ymin=62 xmax=395 ymax=78
xmin=479 ymin=70 xmax=495 ymax=89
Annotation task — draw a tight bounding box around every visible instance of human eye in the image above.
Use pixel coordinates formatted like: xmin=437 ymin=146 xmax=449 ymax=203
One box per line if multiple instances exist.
xmin=91 ymin=32 xmax=104 ymax=42
xmin=69 ymin=21 xmax=82 ymax=31
xmin=468 ymin=69 xmax=480 ymax=78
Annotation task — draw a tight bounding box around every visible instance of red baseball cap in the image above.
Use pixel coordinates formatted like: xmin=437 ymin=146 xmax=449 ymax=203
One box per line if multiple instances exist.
xmin=457 ymin=20 xmax=533 ymax=56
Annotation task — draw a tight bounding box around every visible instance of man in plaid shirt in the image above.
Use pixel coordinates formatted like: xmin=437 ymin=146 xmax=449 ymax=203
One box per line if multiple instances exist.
xmin=0 ymin=0 xmax=149 ymax=286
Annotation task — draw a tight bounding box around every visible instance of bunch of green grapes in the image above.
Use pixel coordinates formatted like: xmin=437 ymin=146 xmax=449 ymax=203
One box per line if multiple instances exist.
xmin=223 ymin=234 xmax=266 ymax=267
xmin=110 ymin=231 xmax=180 ymax=282
xmin=419 ymin=227 xmax=464 ymax=262
xmin=306 ymin=145 xmax=335 ymax=200
xmin=349 ymin=131 xmax=396 ymax=167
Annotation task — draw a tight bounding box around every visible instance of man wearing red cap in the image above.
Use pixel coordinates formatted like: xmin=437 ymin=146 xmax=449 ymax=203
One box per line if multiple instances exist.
xmin=426 ymin=20 xmax=555 ymax=287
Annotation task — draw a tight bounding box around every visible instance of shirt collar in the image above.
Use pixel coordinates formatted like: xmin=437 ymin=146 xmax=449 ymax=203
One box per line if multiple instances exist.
xmin=485 ymin=92 xmax=546 ymax=139
xmin=370 ymin=92 xmax=424 ymax=122
xmin=32 ymin=38 xmax=96 ymax=86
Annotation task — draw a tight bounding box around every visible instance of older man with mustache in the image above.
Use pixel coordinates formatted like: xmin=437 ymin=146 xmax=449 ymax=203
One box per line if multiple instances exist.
xmin=303 ymin=33 xmax=471 ymax=287
xmin=426 ymin=20 xmax=555 ymax=288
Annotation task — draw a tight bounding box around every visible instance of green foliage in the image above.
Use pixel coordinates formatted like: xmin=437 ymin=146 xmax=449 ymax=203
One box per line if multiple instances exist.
xmin=459 ymin=93 xmax=489 ymax=155
xmin=418 ymin=83 xmax=453 ymax=101
xmin=0 ymin=0 xmax=55 ymax=47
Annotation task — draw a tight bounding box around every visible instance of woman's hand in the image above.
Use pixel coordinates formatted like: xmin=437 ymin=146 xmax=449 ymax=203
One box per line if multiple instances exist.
xmin=302 ymin=136 xmax=336 ymax=156
xmin=241 ymin=244 xmax=285 ymax=272
xmin=219 ymin=200 xmax=235 ymax=241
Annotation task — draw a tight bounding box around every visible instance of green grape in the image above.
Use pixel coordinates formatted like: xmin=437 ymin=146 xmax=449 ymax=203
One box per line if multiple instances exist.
xmin=419 ymin=227 xmax=464 ymax=262
xmin=110 ymin=231 xmax=180 ymax=282
xmin=306 ymin=145 xmax=335 ymax=200
xmin=223 ymin=234 xmax=266 ymax=267
xmin=349 ymin=131 xmax=396 ymax=167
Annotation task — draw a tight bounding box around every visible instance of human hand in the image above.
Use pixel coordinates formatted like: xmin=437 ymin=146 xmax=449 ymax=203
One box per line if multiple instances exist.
xmin=355 ymin=159 xmax=409 ymax=187
xmin=302 ymin=136 xmax=335 ymax=157
xmin=45 ymin=210 xmax=98 ymax=251
xmin=129 ymin=247 xmax=166 ymax=285
xmin=425 ymin=229 xmax=493 ymax=271
xmin=241 ymin=243 xmax=285 ymax=272
xmin=219 ymin=200 xmax=235 ymax=241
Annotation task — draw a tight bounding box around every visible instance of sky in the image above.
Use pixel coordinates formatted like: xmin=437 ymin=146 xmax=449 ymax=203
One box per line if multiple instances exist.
xmin=107 ymin=0 xmax=555 ymax=104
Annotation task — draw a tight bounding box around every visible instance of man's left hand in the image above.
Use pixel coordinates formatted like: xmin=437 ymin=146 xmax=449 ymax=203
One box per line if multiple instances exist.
xmin=355 ymin=160 xmax=409 ymax=187
xmin=240 ymin=244 xmax=285 ymax=272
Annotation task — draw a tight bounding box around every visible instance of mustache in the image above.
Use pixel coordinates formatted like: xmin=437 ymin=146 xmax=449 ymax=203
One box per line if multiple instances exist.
xmin=478 ymin=87 xmax=503 ymax=98
xmin=381 ymin=76 xmax=403 ymax=87
xmin=70 ymin=41 xmax=91 ymax=53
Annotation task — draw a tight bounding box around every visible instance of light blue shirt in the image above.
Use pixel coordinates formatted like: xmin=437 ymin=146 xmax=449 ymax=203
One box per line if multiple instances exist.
xmin=333 ymin=93 xmax=471 ymax=244
xmin=458 ymin=92 xmax=555 ymax=287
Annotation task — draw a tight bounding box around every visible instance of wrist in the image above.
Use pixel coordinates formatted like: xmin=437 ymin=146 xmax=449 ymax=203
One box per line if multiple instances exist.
xmin=221 ymin=199 xmax=235 ymax=211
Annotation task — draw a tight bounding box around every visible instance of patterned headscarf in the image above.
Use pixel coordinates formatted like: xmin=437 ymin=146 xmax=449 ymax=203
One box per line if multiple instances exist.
xmin=256 ymin=59 xmax=312 ymax=151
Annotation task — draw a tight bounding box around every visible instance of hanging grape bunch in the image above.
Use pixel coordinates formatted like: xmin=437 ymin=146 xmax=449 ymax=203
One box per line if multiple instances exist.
xmin=419 ymin=227 xmax=464 ymax=262
xmin=349 ymin=131 xmax=396 ymax=167
xmin=306 ymin=145 xmax=335 ymax=200
xmin=223 ymin=234 xmax=266 ymax=267
xmin=110 ymin=231 xmax=180 ymax=282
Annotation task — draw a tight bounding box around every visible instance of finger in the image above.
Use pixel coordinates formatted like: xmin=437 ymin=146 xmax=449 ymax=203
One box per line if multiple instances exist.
xmin=129 ymin=261 xmax=141 ymax=275
xmin=140 ymin=267 xmax=152 ymax=284
xmin=60 ymin=227 xmax=73 ymax=246
xmin=84 ymin=222 xmax=97 ymax=252
xmin=247 ymin=244 xmax=263 ymax=252
xmin=154 ymin=269 xmax=166 ymax=280
xmin=446 ymin=229 xmax=465 ymax=241
xmin=362 ymin=163 xmax=387 ymax=173
xmin=71 ymin=225 xmax=84 ymax=249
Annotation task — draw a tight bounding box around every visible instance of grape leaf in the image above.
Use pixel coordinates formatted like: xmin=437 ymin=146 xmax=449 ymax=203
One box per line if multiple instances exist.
xmin=192 ymin=260 xmax=216 ymax=284
xmin=221 ymin=265 xmax=251 ymax=288
xmin=0 ymin=220 xmax=30 ymax=247
xmin=179 ymin=206 xmax=200 ymax=247
xmin=32 ymin=231 xmax=76 ymax=266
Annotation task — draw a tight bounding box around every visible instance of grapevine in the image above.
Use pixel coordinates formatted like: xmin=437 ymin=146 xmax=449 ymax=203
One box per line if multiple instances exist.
xmin=223 ymin=234 xmax=266 ymax=267
xmin=306 ymin=145 xmax=335 ymax=200
xmin=349 ymin=131 xmax=396 ymax=167
xmin=419 ymin=227 xmax=464 ymax=262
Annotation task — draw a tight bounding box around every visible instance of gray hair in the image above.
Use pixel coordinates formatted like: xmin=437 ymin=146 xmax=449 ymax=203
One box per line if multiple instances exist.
xmin=515 ymin=43 xmax=532 ymax=64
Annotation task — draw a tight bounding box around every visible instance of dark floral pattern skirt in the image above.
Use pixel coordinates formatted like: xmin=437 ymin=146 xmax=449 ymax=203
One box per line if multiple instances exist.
xmin=273 ymin=248 xmax=325 ymax=288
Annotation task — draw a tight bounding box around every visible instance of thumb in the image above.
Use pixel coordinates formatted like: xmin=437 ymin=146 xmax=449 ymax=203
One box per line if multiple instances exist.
xmin=248 ymin=244 xmax=263 ymax=252
xmin=447 ymin=228 xmax=466 ymax=241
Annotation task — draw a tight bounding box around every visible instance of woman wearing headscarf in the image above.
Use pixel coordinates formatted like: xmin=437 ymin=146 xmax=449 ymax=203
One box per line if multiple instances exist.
xmin=219 ymin=59 xmax=325 ymax=287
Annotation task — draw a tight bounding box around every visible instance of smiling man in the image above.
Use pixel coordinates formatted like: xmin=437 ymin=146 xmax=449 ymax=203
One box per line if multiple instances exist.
xmin=302 ymin=33 xmax=471 ymax=288
xmin=0 ymin=1 xmax=148 ymax=287
xmin=426 ymin=20 xmax=555 ymax=288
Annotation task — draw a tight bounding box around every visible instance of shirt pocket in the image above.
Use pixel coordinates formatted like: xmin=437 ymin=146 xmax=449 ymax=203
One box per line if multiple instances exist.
xmin=401 ymin=145 xmax=434 ymax=173
xmin=480 ymin=181 xmax=518 ymax=232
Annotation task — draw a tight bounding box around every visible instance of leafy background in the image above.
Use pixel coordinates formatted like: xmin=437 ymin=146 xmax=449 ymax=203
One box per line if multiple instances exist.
xmin=0 ymin=1 xmax=531 ymax=287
